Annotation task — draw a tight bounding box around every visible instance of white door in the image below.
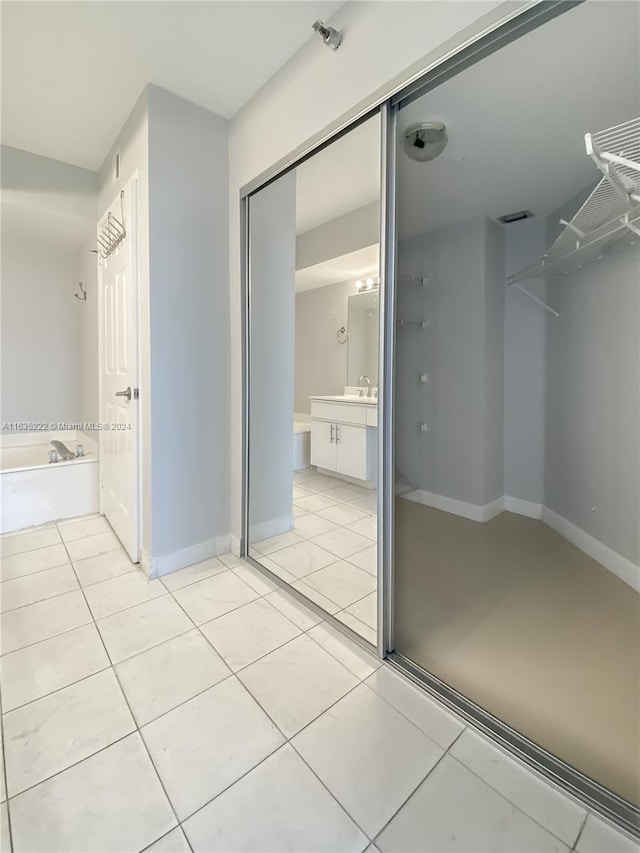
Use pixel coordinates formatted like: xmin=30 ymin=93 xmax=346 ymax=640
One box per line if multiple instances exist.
xmin=310 ymin=420 xmax=336 ymax=471
xmin=336 ymin=424 xmax=368 ymax=480
xmin=98 ymin=179 xmax=140 ymax=561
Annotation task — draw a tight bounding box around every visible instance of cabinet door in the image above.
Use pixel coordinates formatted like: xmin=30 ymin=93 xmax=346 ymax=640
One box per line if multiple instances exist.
xmin=335 ymin=424 xmax=368 ymax=480
xmin=311 ymin=420 xmax=337 ymax=471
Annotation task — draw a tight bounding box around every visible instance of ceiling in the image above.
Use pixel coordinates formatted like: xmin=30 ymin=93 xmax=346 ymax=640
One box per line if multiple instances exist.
xmin=288 ymin=0 xmax=638 ymax=247
xmin=295 ymin=244 xmax=379 ymax=292
xmin=1 ymin=0 xmax=343 ymax=170
xmin=396 ymin=0 xmax=639 ymax=239
xmin=295 ymin=116 xmax=381 ymax=234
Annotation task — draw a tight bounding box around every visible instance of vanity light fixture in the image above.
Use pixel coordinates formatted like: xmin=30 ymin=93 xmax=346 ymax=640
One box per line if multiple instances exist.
xmin=355 ymin=277 xmax=380 ymax=292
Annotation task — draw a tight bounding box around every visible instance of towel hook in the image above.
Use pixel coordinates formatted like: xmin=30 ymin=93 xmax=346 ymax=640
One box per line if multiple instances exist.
xmin=74 ymin=281 xmax=87 ymax=301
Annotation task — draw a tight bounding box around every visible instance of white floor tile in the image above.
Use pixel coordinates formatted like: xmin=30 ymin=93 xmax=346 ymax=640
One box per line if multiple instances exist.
xmin=265 ymin=588 xmax=324 ymax=631
xmin=141 ymin=677 xmax=284 ymax=820
xmin=292 ymin=484 xmax=313 ymax=501
xmin=347 ymin=544 xmax=377 ymax=576
xmin=253 ymin=530 xmax=304 ymax=556
xmin=366 ymin=667 xmax=464 ymax=750
xmin=9 ymin=734 xmax=176 ymax=853
xmin=295 ymin=493 xmax=342 ymax=513
xmin=298 ymin=476 xmax=346 ymax=494
xmin=346 ymin=592 xmax=377 ymax=629
xmin=309 ymin=621 xmax=381 ymax=680
xmin=65 ymin=531 xmax=122 ymax=562
xmin=116 ymin=629 xmax=230 ymax=726
xmin=145 ymin=827 xmax=192 ymax=853
xmin=0 ymin=802 xmax=9 ymax=853
xmin=347 ymin=495 xmax=378 ymax=515
xmin=1 ymin=525 xmax=60 ymax=558
xmin=335 ymin=610 xmax=377 ymax=645
xmin=97 ymin=595 xmax=192 ymax=663
xmin=0 ymin=563 xmax=78 ymax=613
xmin=376 ymin=755 xmax=569 ymax=852
xmin=268 ymin=541 xmax=337 ymax=579
xmin=257 ymin=554 xmax=299 ymax=584
xmin=231 ymin=562 xmax=278 ymax=595
xmin=576 ymin=815 xmax=639 ymax=852
xmin=291 ymin=578 xmax=343 ymax=614
xmin=4 ymin=668 xmax=135 ymax=796
xmin=293 ymin=683 xmax=443 ymax=838
xmin=293 ymin=512 xmax=340 ymax=539
xmin=160 ymin=557 xmax=227 ymax=592
xmin=292 ymin=501 xmax=311 ymax=518
xmin=0 ymin=543 xmax=69 ymax=581
xmin=172 ymin=571 xmax=258 ymax=625
xmin=200 ymin=598 xmax=301 ymax=672
xmin=0 ymin=623 xmax=110 ymax=712
xmin=83 ymin=571 xmax=166 ymax=619
xmin=238 ymin=634 xmax=358 ymax=737
xmin=303 ymin=561 xmax=377 ymax=609
xmin=318 ymin=503 xmax=368 ymax=527
xmin=346 ymin=516 xmax=378 ymax=540
xmin=451 ymin=730 xmax=586 ymax=845
xmin=323 ymin=486 xmax=368 ymax=504
xmin=72 ymin=549 xmax=137 ymax=587
xmin=1 ymin=590 xmax=92 ymax=654
xmin=218 ymin=552 xmax=243 ymax=569
xmin=183 ymin=744 xmax=367 ymax=853
xmin=311 ymin=529 xmax=374 ymax=560
xmin=58 ymin=515 xmax=111 ymax=542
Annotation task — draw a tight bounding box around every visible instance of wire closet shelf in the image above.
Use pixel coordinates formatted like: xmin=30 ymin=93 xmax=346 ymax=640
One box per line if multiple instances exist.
xmin=508 ymin=116 xmax=640 ymax=288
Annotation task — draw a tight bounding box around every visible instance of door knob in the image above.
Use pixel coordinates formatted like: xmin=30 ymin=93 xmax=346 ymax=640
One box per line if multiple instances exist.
xmin=115 ymin=387 xmax=132 ymax=401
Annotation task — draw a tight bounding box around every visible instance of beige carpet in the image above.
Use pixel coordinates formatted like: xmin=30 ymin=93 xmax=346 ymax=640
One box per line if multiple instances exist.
xmin=394 ymin=499 xmax=640 ymax=806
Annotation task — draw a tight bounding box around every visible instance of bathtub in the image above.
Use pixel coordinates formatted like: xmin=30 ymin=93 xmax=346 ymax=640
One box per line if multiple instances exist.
xmin=293 ymin=416 xmax=311 ymax=471
xmin=1 ymin=431 xmax=99 ymax=533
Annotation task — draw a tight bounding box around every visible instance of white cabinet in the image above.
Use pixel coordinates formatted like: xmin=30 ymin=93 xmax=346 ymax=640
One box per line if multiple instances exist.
xmin=310 ymin=400 xmax=376 ymax=483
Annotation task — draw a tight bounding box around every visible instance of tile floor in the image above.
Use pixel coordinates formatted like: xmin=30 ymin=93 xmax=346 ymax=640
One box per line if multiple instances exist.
xmin=1 ymin=516 xmax=639 ymax=852
xmin=249 ymin=468 xmax=378 ymax=644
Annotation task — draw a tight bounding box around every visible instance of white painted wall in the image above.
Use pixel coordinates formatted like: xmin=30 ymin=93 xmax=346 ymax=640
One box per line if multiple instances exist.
xmin=295 ymin=279 xmax=351 ymax=415
xmin=1 ymin=146 xmax=98 ymax=430
xmin=77 ymin=238 xmax=99 ymax=423
xmin=229 ymin=0 xmax=513 ymax=540
xmin=1 ymin=233 xmax=83 ymax=427
xmin=503 ymin=217 xmax=547 ymax=505
xmin=249 ymin=170 xmax=296 ymax=541
xmin=146 ymin=85 xmax=230 ymax=563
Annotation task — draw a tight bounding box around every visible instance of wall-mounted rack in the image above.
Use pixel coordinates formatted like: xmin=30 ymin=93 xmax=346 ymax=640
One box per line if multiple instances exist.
xmin=397 ymin=318 xmax=428 ymax=329
xmin=399 ymin=272 xmax=428 ymax=286
xmin=96 ymin=191 xmax=127 ymax=259
xmin=508 ymin=116 xmax=640 ymax=291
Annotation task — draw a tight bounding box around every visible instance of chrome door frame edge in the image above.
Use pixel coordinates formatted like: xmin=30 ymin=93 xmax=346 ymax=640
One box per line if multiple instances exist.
xmin=378 ymin=101 xmax=397 ymax=659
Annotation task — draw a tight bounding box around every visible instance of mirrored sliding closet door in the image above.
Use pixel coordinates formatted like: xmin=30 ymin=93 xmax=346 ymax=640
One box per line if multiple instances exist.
xmin=246 ymin=113 xmax=381 ymax=645
xmin=391 ymin=0 xmax=640 ymax=813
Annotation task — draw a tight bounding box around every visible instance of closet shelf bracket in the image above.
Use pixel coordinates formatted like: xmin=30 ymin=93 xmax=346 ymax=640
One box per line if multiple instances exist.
xmin=513 ymin=284 xmax=560 ymax=318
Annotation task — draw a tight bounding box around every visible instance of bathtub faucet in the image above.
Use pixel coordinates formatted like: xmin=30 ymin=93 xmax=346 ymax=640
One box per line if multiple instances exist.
xmin=50 ymin=440 xmax=76 ymax=461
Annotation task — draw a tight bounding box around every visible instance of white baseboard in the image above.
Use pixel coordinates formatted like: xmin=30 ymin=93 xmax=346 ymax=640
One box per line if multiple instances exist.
xmin=230 ymin=534 xmax=242 ymax=557
xmin=249 ymin=514 xmax=293 ymax=545
xmin=504 ymin=496 xmax=543 ymax=519
xmin=542 ymin=507 xmax=640 ymax=593
xmin=402 ymin=489 xmax=504 ymax=523
xmin=147 ymin=534 xmax=231 ymax=579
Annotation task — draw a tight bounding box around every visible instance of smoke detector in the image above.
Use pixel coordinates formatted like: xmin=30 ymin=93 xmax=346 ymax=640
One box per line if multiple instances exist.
xmin=403 ymin=122 xmax=448 ymax=162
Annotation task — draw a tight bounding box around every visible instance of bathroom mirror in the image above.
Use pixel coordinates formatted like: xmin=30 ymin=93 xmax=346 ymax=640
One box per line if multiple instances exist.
xmin=347 ymin=289 xmax=379 ymax=387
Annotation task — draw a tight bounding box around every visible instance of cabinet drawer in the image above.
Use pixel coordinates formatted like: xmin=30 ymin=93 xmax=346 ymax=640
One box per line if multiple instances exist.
xmin=310 ymin=401 xmax=367 ymax=425
xmin=366 ymin=406 xmax=378 ymax=428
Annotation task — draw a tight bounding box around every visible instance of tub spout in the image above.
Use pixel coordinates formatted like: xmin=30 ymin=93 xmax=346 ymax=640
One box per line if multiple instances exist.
xmin=50 ymin=440 xmax=76 ymax=461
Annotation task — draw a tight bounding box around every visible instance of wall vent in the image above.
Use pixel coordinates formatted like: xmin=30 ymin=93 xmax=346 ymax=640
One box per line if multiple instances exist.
xmin=498 ymin=209 xmax=534 ymax=224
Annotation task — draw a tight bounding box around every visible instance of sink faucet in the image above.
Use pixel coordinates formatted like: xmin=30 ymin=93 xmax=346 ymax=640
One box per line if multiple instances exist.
xmin=358 ymin=375 xmax=372 ymax=397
